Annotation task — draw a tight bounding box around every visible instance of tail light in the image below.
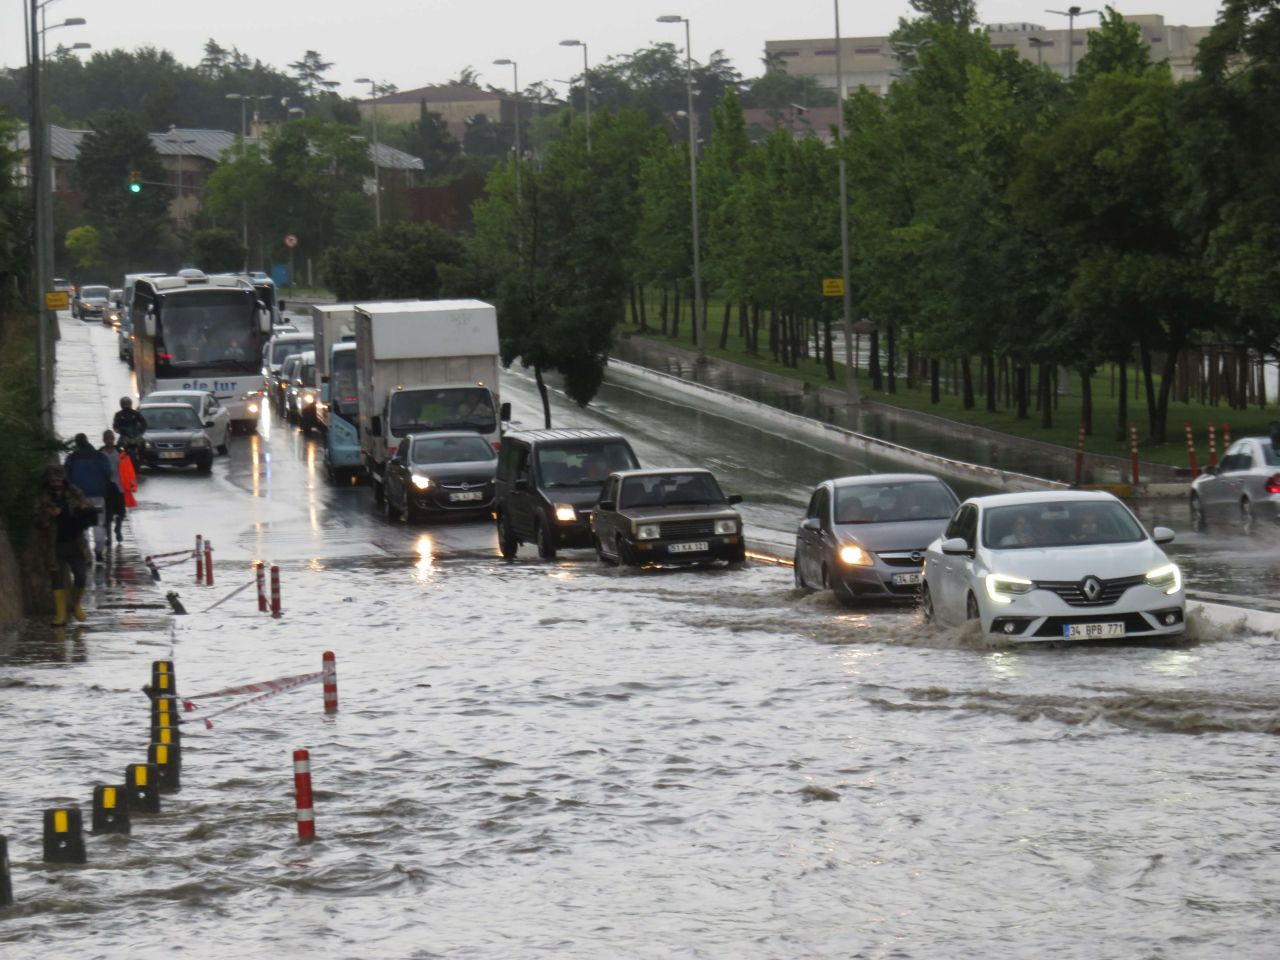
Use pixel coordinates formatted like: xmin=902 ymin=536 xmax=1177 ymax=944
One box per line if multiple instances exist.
xmin=491 ymin=440 xmax=502 ymax=452
xmin=158 ymin=353 xmax=172 ymax=360
xmin=1266 ymin=474 xmax=1280 ymax=495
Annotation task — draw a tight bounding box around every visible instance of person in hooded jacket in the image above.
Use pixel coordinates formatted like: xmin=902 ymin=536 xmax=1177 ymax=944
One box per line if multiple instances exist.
xmin=64 ymin=433 xmax=112 ymax=561
xmin=35 ymin=465 xmax=96 ymax=625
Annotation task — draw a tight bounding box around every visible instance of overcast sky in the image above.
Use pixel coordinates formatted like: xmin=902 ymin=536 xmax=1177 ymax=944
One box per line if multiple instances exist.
xmin=4 ymin=0 xmax=1227 ymax=107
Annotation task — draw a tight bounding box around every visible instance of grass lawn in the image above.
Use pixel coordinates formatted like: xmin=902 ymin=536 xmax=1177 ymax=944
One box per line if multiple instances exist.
xmin=624 ymin=310 xmax=1277 ymax=469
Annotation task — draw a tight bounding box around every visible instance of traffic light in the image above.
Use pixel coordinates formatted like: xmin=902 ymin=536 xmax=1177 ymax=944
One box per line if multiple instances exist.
xmin=128 ymin=170 xmax=141 ymax=193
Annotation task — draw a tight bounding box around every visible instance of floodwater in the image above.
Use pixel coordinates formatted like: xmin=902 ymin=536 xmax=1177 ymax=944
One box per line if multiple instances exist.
xmin=1 ymin=319 xmax=1278 ymax=958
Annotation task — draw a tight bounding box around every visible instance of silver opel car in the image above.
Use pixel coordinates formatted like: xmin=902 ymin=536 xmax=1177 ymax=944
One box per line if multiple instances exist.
xmin=1189 ymin=431 xmax=1280 ymax=534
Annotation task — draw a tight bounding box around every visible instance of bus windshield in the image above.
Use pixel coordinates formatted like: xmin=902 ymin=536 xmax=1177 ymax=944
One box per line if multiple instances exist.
xmin=157 ymin=291 xmax=261 ymax=377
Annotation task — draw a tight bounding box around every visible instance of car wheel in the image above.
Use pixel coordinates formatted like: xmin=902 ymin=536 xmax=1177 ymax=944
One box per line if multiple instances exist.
xmin=616 ymin=535 xmax=638 ymax=567
xmin=727 ymin=546 xmax=747 ymax=569
xmin=1189 ymin=493 xmax=1205 ymax=533
xmin=922 ymin=583 xmax=936 ymax=623
xmin=1241 ymin=498 xmax=1255 ymax=536
xmin=498 ymin=515 xmax=518 ymax=561
xmin=965 ymin=592 xmax=981 ymax=623
xmin=216 ymin=434 xmax=229 ymax=455
xmin=384 ymin=492 xmax=401 ymax=522
xmin=405 ymin=496 xmax=426 ymax=525
xmin=197 ymin=457 xmax=212 ymax=475
xmin=793 ymin=553 xmax=807 ymax=589
xmin=535 ymin=516 xmax=558 ymax=560
xmin=372 ymin=476 xmax=385 ymax=504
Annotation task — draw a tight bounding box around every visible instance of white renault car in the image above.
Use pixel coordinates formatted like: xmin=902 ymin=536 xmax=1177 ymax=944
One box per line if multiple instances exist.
xmin=141 ymin=390 xmax=232 ymax=455
xmin=922 ymin=491 xmax=1185 ymax=642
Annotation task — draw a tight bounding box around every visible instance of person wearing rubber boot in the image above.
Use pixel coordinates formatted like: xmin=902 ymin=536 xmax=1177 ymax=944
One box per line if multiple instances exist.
xmin=35 ymin=465 xmax=96 ymax=625
xmin=64 ymin=433 xmax=112 ymax=562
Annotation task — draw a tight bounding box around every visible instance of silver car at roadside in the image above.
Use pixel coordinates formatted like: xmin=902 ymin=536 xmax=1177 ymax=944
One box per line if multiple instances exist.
xmin=1189 ymin=433 xmax=1280 ymax=534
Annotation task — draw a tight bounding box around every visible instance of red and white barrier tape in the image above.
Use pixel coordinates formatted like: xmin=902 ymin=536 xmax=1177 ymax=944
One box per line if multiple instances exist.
xmin=152 ymin=554 xmax=195 ymax=569
xmin=182 ymin=670 xmax=323 ymax=710
xmin=147 ymin=549 xmax=194 ymax=560
xmin=201 ymin=577 xmax=258 ymax=613
xmin=190 ymin=672 xmax=324 ymax=729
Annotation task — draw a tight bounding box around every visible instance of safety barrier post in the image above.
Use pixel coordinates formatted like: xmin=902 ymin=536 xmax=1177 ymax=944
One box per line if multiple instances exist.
xmin=148 ymin=741 xmax=181 ymax=794
xmin=255 ymin=562 xmax=268 ymax=613
xmin=204 ymin=540 xmax=214 ymax=587
xmin=42 ymin=807 xmax=86 ymax=864
xmin=1184 ymin=421 xmax=1199 ymax=479
xmin=195 ymin=535 xmax=204 ymax=583
xmin=1073 ymin=423 xmax=1086 ymax=486
xmin=0 ymin=835 xmax=12 ymax=905
xmin=125 ymin=763 xmax=160 ymax=814
xmin=91 ymin=785 xmax=131 ymax=835
xmin=270 ymin=566 xmax=282 ymax=619
xmin=1129 ymin=423 xmax=1140 ymax=486
xmin=151 ymin=694 xmax=179 ymax=728
xmin=1223 ymin=423 xmax=1232 ymax=448
xmin=322 ymin=651 xmax=338 ymax=715
xmin=293 ymin=749 xmax=316 ymax=842
xmin=1208 ymin=424 xmax=1217 ymax=468
xmin=150 ymin=722 xmax=182 ymax=772
xmin=151 ymin=660 xmax=176 ymax=698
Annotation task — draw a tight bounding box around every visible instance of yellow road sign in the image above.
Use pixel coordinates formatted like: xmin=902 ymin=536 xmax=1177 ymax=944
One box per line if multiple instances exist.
xmin=45 ymin=291 xmax=70 ymax=310
xmin=822 ymin=278 xmax=845 ymax=297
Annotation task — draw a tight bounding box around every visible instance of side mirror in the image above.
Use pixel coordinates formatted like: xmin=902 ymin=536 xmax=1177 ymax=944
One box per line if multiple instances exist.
xmin=143 ymin=312 xmax=156 ymax=337
xmin=1152 ymin=526 xmax=1176 ymax=544
xmin=277 ymin=300 xmax=286 ymax=311
xmin=727 ymin=494 xmax=743 ymax=505
xmin=941 ymin=537 xmax=971 ymax=556
xmin=514 ymin=478 xmax=529 ymax=492
xmin=258 ymin=308 xmax=271 ymax=333
xmin=801 ymin=517 xmax=821 ymax=532
xmin=500 ymin=402 xmax=512 ymax=422
xmin=370 ymin=415 xmax=382 ymax=438
xmin=598 ymin=499 xmax=616 ymax=512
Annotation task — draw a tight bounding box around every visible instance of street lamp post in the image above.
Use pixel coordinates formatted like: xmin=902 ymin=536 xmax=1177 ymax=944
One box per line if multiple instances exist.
xmin=354 ymin=77 xmax=385 ymax=229
xmin=657 ymin=14 xmax=703 ymax=345
xmin=1046 ymin=6 xmax=1098 ymax=78
xmin=164 ymin=127 xmax=196 ymax=226
xmin=1028 ymin=36 xmax=1049 ymax=67
xmin=833 ymin=1 xmax=860 ymax=408
xmin=492 ymin=59 xmax=522 ymax=202
xmin=559 ymin=39 xmax=591 ymax=153
xmin=226 ymin=92 xmax=269 ymax=265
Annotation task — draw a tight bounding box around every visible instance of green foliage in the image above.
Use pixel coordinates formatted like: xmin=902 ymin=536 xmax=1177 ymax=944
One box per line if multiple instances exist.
xmin=192 ymin=228 xmax=245 ymax=272
xmin=64 ymin=225 xmax=103 ymax=272
xmin=320 ymin=222 xmax=465 ymax=300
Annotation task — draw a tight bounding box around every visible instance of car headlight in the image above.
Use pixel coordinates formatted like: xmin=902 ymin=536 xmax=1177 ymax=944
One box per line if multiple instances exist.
xmin=838 ymin=544 xmax=873 ymax=566
xmin=303 ymin=394 xmax=315 ymax=405
xmin=554 ymin=503 xmax=577 ymax=523
xmin=985 ymin=573 xmax=1034 ymax=605
xmin=411 ymin=475 xmax=432 ymax=490
xmin=636 ymin=523 xmax=661 ymax=540
xmin=191 ymin=437 xmax=211 ymax=448
xmin=247 ymin=403 xmax=259 ymax=414
xmin=1144 ymin=563 xmax=1182 ymax=595
xmin=714 ymin=519 xmax=739 ymax=536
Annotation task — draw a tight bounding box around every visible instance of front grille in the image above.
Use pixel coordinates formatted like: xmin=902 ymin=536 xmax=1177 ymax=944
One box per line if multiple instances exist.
xmin=155 ymin=441 xmax=188 ymax=451
xmin=661 ymin=519 xmax=715 ymax=539
xmin=438 ymin=477 xmax=493 ymax=491
xmin=1036 ymin=574 xmax=1146 ymax=607
xmin=878 ymin=550 xmax=926 ymax=568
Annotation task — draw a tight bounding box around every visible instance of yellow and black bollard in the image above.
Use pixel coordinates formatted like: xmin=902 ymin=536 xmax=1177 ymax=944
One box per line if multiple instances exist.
xmin=91 ymin=785 xmax=131 ymax=835
xmin=1 ymin=835 xmax=13 ymax=906
xmin=150 ymin=721 xmax=182 ymax=772
xmin=150 ymin=660 xmax=177 ymax=697
xmin=42 ymin=807 xmax=87 ymax=864
xmin=125 ymin=763 xmax=161 ymax=814
xmin=148 ymin=741 xmax=181 ymax=794
xmin=150 ymin=693 xmax=179 ymax=727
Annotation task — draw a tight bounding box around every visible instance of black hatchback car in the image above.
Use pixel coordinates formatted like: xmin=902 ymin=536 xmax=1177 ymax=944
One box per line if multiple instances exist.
xmin=384 ymin=431 xmax=498 ymax=523
xmin=493 ymin=429 xmax=640 ymax=560
xmin=592 ymin=469 xmax=746 ymax=567
xmin=139 ymin=403 xmax=214 ymax=473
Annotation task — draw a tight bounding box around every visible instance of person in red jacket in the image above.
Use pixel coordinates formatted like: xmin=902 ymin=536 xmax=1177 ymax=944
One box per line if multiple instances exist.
xmin=100 ymin=429 xmax=138 ymax=543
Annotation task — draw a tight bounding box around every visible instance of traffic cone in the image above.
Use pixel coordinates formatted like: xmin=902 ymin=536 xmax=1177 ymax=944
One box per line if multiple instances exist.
xmin=52 ymin=589 xmax=68 ymax=626
xmin=70 ymin=587 xmax=87 ymax=622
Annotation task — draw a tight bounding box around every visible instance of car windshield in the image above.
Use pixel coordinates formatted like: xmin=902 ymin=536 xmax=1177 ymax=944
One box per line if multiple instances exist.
xmin=81 ymin=286 xmax=110 ymax=299
xmin=411 ymin=436 xmax=496 ymax=465
xmin=389 ymin=388 xmax=496 ymax=435
xmin=1263 ymin=441 xmax=1279 ymax=466
xmin=331 ymin=349 xmax=358 ymax=408
xmin=272 ymin=340 xmax=312 ymax=365
xmin=143 ymin=407 xmax=201 ymax=431
xmin=300 ymin=363 xmax=316 ymax=385
xmin=620 ymin=472 xmax=724 ymax=507
xmin=536 ymin=441 xmax=639 ymax=488
xmin=983 ymin=501 xmax=1146 ymax=549
xmin=145 ymin=394 xmax=202 ymax=413
xmin=835 ymin=481 xmax=955 ymax=523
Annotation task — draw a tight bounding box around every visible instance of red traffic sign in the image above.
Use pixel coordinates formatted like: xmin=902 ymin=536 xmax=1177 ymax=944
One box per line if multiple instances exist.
xmin=284 ymin=234 xmax=299 ymax=249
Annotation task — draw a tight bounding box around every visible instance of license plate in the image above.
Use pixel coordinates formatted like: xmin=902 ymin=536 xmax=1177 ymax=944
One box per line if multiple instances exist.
xmin=1064 ymin=622 xmax=1125 ymax=639
xmin=892 ymin=573 xmax=922 ymax=586
xmin=669 ymin=541 xmax=709 ymax=554
xmin=159 ymin=451 xmax=184 ymax=460
xmin=448 ymin=491 xmax=483 ymax=502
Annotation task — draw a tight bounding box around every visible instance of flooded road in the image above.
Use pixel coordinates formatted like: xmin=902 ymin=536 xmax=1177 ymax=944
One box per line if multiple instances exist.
xmin=2 ymin=319 xmax=1279 ymax=958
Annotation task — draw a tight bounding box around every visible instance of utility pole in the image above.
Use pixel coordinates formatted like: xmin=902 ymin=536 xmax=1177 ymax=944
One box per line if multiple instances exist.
xmin=834 ymin=0 xmax=861 ymax=410
xmin=29 ymin=0 xmax=52 ymax=432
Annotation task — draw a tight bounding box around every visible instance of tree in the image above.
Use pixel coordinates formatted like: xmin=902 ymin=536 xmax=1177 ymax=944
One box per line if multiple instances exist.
xmin=192 ymin=227 xmax=244 ymax=272
xmin=320 ymin=222 xmax=464 ymax=300
xmin=289 ymin=51 xmax=338 ymax=98
xmin=64 ymin=225 xmax=103 ymax=273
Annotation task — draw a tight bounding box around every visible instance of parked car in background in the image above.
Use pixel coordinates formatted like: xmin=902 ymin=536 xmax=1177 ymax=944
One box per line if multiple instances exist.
xmin=794 ymin=474 xmax=960 ymax=604
xmin=593 ymin=468 xmax=746 ymax=567
xmin=922 ymin=491 xmax=1185 ymax=643
xmin=140 ymin=389 xmax=231 ymax=455
xmin=384 ymin=431 xmax=498 ymax=523
xmin=72 ymin=284 xmax=111 ymax=321
xmin=1189 ymin=433 xmax=1280 ymax=534
xmin=494 ymin=429 xmax=640 ymax=560
xmin=139 ymin=403 xmax=215 ymax=474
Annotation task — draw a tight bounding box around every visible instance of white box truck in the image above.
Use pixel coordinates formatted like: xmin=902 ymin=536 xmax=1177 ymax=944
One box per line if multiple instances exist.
xmin=355 ymin=299 xmax=507 ymax=501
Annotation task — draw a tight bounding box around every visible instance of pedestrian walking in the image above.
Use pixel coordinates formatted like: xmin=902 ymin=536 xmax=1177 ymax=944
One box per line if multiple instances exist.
xmin=64 ymin=432 xmax=112 ymax=562
xmin=35 ymin=465 xmax=97 ymax=625
xmin=99 ymin=430 xmax=136 ymax=544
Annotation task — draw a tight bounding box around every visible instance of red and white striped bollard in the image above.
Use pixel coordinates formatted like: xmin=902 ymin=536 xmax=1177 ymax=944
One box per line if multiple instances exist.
xmin=255 ymin=562 xmax=267 ymax=613
xmin=292 ymin=748 xmax=315 ymax=841
xmin=270 ymin=565 xmax=281 ymax=618
xmin=1129 ymin=422 xmax=1140 ymax=486
xmin=1184 ymin=421 xmax=1199 ymax=479
xmin=1223 ymin=423 xmax=1232 ymax=448
xmin=1073 ymin=423 xmax=1086 ymax=486
xmin=204 ymin=539 xmax=214 ymax=587
xmin=195 ymin=534 xmax=204 ymax=583
xmin=1207 ymin=424 xmax=1217 ymax=469
xmin=322 ymin=651 xmax=338 ymax=715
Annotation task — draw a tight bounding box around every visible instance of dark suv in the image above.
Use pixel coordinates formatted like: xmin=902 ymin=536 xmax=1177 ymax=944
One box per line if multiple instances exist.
xmin=494 ymin=429 xmax=640 ymax=560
